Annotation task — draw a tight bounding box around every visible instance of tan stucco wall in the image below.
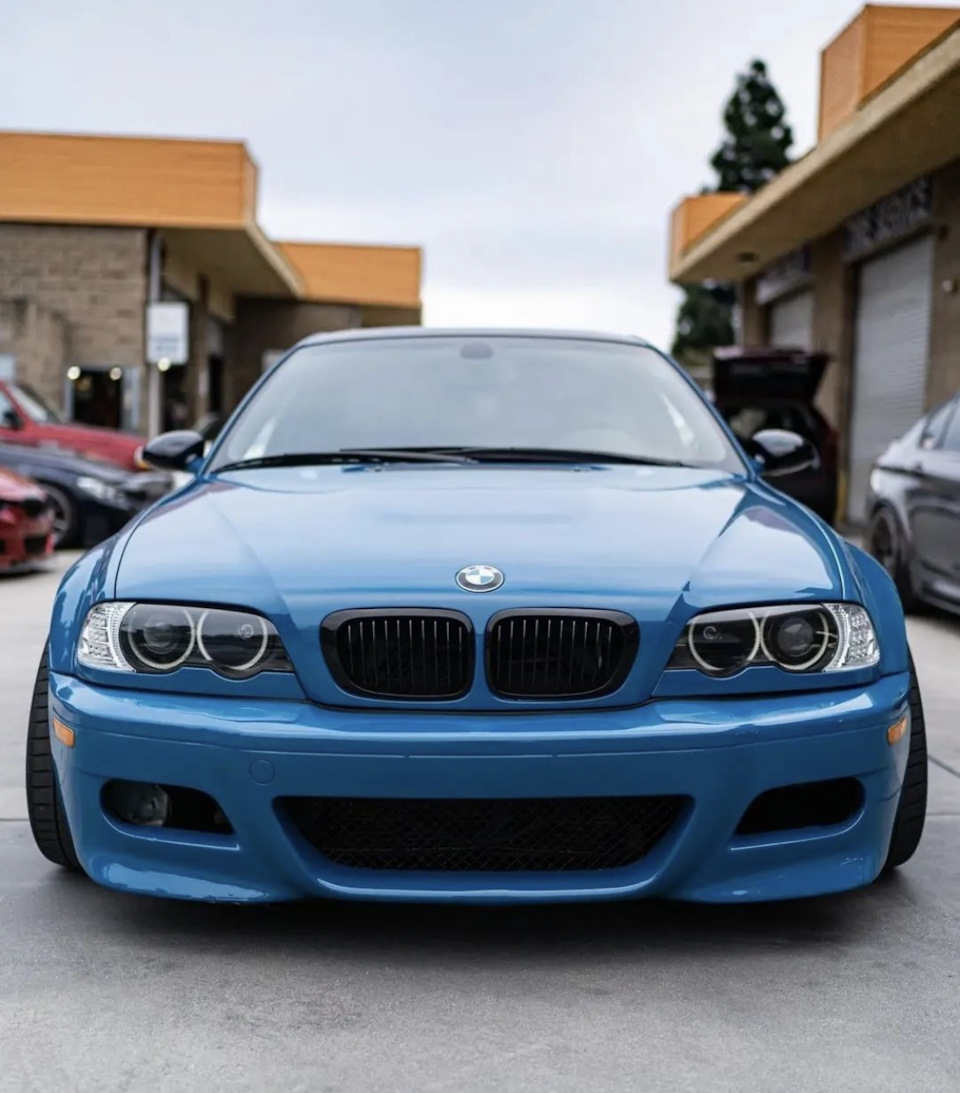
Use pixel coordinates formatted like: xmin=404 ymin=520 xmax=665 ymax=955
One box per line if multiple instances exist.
xmin=809 ymin=231 xmax=853 ymax=431
xmin=738 ymin=278 xmax=765 ymax=344
xmin=927 ymin=159 xmax=960 ymax=408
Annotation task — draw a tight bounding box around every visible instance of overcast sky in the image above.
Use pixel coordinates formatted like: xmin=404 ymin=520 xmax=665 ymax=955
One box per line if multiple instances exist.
xmin=5 ymin=0 xmax=955 ymax=349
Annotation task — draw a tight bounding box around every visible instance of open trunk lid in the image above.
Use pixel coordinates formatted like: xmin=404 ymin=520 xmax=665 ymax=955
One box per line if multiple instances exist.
xmin=711 ymin=346 xmax=829 ymax=406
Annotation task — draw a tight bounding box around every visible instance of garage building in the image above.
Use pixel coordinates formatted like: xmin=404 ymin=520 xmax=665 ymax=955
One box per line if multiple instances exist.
xmin=0 ymin=131 xmax=422 ymax=437
xmin=669 ymin=3 xmax=960 ymax=525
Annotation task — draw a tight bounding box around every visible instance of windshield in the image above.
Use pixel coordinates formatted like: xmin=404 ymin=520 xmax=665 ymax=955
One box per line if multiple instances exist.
xmin=210 ymin=336 xmax=745 ymax=473
xmin=12 ymin=383 xmax=64 ymax=424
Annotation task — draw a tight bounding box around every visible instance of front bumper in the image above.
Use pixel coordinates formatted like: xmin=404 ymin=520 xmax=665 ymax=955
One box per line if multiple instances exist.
xmin=49 ymin=671 xmax=912 ymax=904
xmin=0 ymin=516 xmax=53 ymax=569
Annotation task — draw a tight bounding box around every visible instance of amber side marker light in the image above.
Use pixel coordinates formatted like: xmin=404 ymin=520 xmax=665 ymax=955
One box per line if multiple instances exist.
xmin=53 ymin=718 xmax=75 ymax=748
xmin=887 ymin=716 xmax=908 ymax=746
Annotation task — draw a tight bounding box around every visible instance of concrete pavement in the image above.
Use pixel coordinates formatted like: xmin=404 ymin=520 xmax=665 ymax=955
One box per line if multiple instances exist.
xmin=1 ymin=554 xmax=959 ymax=1092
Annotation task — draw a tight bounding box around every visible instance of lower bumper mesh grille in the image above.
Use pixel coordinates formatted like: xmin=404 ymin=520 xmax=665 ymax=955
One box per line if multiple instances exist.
xmin=736 ymin=778 xmax=864 ymax=835
xmin=283 ymin=795 xmax=687 ymax=872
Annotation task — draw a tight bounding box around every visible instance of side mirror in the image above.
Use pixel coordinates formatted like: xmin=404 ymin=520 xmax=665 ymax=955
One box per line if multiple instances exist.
xmin=142 ymin=430 xmax=206 ymax=472
xmin=1 ymin=408 xmax=24 ymax=430
xmin=748 ymin=428 xmax=819 ymax=478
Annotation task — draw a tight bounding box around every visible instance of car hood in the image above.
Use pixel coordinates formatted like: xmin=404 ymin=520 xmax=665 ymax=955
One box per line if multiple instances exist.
xmin=0 ymin=467 xmax=46 ymax=501
xmin=113 ymin=465 xmax=849 ymax=706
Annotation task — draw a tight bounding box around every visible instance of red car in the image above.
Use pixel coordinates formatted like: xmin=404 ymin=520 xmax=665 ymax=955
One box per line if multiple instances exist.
xmin=0 ymin=467 xmax=54 ymax=571
xmin=0 ymin=379 xmax=144 ymax=471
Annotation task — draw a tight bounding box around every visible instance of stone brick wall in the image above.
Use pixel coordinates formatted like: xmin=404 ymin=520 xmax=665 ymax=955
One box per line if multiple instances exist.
xmin=0 ymin=223 xmax=148 ymax=417
xmin=0 ymin=298 xmax=70 ymax=410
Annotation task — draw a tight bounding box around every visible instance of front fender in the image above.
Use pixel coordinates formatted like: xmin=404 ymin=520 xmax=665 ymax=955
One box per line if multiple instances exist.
xmin=842 ymin=540 xmax=909 ymax=677
xmin=866 ymin=467 xmax=912 ymax=532
xmin=48 ymin=540 xmax=121 ymax=674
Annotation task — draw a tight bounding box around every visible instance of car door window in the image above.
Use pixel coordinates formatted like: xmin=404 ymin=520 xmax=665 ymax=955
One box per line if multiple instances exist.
xmin=937 ymin=403 xmax=960 ymax=453
xmin=919 ymin=400 xmax=957 ymax=450
xmin=0 ymin=390 xmax=19 ymax=428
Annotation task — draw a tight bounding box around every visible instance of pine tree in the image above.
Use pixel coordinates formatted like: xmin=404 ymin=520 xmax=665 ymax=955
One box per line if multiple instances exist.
xmin=710 ymin=60 xmax=794 ymax=194
xmin=671 ymin=59 xmax=794 ymax=370
xmin=671 ymin=282 xmax=737 ymax=371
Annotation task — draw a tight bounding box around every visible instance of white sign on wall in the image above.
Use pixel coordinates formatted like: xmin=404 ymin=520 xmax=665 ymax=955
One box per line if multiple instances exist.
xmin=146 ymin=302 xmax=190 ymax=365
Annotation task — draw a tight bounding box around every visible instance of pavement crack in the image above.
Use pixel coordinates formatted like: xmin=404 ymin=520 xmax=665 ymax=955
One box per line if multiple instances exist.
xmin=931 ymin=755 xmax=960 ymax=780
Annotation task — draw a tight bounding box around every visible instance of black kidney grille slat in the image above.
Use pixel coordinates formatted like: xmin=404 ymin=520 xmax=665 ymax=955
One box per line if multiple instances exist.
xmin=487 ymin=611 xmax=639 ymax=699
xmin=322 ymin=610 xmax=474 ymax=699
xmin=284 ymin=795 xmax=687 ymax=872
xmin=579 ymin=620 xmax=589 ymax=690
xmin=19 ymin=498 xmax=48 ymax=519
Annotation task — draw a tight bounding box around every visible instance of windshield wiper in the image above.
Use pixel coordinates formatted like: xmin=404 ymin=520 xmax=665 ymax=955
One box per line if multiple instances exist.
xmin=214 ymin=449 xmax=476 ymax=473
xmin=426 ymin=446 xmax=695 ymax=467
xmin=214 ymin=446 xmax=698 ymax=474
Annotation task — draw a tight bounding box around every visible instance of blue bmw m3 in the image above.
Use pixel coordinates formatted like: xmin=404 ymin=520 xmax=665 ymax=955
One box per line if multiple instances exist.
xmin=27 ymin=329 xmax=927 ymax=904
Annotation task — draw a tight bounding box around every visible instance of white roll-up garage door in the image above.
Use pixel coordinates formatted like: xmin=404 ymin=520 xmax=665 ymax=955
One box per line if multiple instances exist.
xmin=847 ymin=233 xmax=934 ymax=524
xmin=769 ymin=291 xmax=814 ymax=350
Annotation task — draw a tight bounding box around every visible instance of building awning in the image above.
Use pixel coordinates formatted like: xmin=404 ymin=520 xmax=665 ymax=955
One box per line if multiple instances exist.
xmin=0 ymin=131 xmax=423 ymax=307
xmin=277 ymin=241 xmax=422 ymax=310
xmin=0 ymin=131 xmax=304 ymax=297
xmin=161 ymin=225 xmax=304 ymax=298
xmin=669 ymin=20 xmax=960 ymax=284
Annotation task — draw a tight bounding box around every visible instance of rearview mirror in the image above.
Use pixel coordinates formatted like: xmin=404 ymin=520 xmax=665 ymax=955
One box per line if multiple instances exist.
xmin=748 ymin=428 xmax=819 ymax=478
xmin=142 ymin=430 xmax=206 ymax=472
xmin=1 ymin=408 xmax=23 ymax=430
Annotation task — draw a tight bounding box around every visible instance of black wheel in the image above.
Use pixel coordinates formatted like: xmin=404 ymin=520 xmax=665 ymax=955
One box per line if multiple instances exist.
xmin=867 ymin=506 xmax=919 ymax=611
xmin=883 ymin=653 xmax=927 ymax=872
xmin=25 ymin=647 xmax=81 ymax=871
xmin=41 ymin=483 xmax=79 ymax=548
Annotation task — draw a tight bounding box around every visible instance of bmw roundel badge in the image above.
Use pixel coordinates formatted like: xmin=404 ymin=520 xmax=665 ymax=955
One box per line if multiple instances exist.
xmin=455 ymin=565 xmax=504 ymax=593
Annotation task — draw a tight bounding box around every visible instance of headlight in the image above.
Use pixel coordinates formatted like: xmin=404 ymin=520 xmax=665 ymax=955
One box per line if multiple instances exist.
xmin=75 ymin=475 xmax=122 ymax=504
xmin=77 ymin=602 xmax=293 ymax=679
xmin=667 ymin=603 xmax=879 ymax=677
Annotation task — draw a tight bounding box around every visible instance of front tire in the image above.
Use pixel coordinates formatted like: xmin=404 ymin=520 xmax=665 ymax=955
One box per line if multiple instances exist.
xmin=41 ymin=483 xmax=79 ymax=548
xmin=867 ymin=505 xmax=919 ymax=612
xmin=883 ymin=653 xmax=927 ymax=871
xmin=25 ymin=647 xmax=81 ymax=871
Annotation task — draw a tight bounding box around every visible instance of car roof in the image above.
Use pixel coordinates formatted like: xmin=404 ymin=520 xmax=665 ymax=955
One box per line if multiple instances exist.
xmin=292 ymin=327 xmax=656 ymax=352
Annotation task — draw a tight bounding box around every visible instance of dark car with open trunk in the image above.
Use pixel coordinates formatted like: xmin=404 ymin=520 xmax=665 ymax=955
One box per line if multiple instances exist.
xmin=710 ymin=346 xmax=838 ymax=524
